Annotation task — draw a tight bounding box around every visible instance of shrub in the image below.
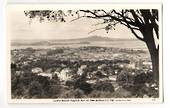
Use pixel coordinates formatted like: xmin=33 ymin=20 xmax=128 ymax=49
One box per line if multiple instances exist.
xmin=58 ymin=88 xmax=85 ymax=98
xmin=74 ymin=81 xmax=92 ymax=94
xmin=92 ymin=81 xmax=114 ymax=92
xmin=112 ymin=87 xmax=132 ymax=98
xmin=28 ymin=81 xmax=43 ymax=98
xmin=116 ymin=71 xmax=133 ymax=86
xmin=48 ymin=85 xmax=62 ymax=98
xmin=116 ymin=71 xmax=158 ymax=98
xmin=88 ymin=90 xmax=113 ymax=98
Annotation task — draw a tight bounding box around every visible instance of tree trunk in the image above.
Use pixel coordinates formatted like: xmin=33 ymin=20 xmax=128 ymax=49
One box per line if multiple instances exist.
xmin=149 ymin=47 xmax=159 ymax=81
xmin=144 ymin=31 xmax=159 ymax=81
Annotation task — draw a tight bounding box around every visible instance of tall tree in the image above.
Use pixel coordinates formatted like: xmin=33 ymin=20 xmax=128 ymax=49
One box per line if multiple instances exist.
xmin=24 ymin=9 xmax=159 ymax=81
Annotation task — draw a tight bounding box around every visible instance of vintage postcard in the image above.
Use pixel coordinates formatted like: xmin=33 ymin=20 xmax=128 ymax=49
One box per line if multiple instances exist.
xmin=6 ymin=4 xmax=163 ymax=103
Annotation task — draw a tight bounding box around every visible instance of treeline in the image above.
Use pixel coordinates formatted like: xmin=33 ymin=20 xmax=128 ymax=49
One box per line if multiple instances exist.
xmin=11 ymin=59 xmax=158 ymax=98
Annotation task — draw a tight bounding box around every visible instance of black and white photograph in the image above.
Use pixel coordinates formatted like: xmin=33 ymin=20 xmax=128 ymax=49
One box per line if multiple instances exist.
xmin=7 ymin=4 xmax=163 ymax=103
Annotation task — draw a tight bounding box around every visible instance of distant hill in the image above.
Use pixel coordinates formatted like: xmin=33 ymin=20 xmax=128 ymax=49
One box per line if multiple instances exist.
xmin=11 ymin=36 xmax=137 ymax=46
xmin=52 ymin=35 xmax=135 ymax=42
xmin=66 ymin=35 xmax=114 ymax=42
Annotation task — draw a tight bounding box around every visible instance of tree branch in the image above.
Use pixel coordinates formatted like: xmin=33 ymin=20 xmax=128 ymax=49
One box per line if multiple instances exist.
xmin=79 ymin=10 xmax=138 ymax=27
xmin=70 ymin=16 xmax=85 ymax=22
xmin=120 ymin=21 xmax=140 ymax=30
xmin=111 ymin=10 xmax=135 ymax=22
xmin=140 ymin=10 xmax=159 ymax=39
xmin=140 ymin=10 xmax=151 ymax=25
xmin=88 ymin=27 xmax=105 ymax=34
xmin=122 ymin=12 xmax=145 ymax=42
xmin=130 ymin=10 xmax=143 ymax=27
xmin=129 ymin=27 xmax=144 ymax=41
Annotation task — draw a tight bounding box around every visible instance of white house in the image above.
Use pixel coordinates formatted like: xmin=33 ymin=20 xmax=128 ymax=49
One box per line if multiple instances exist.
xmin=108 ymin=75 xmax=117 ymax=81
xmin=127 ymin=63 xmax=136 ymax=69
xmin=86 ymin=80 xmax=96 ymax=84
xmin=143 ymin=61 xmax=152 ymax=69
xmin=56 ymin=68 xmax=72 ymax=81
xmin=77 ymin=65 xmax=87 ymax=76
xmin=37 ymin=73 xmax=53 ymax=79
xmin=143 ymin=61 xmax=152 ymax=65
xmin=114 ymin=70 xmax=118 ymax=75
xmin=31 ymin=67 xmax=43 ymax=74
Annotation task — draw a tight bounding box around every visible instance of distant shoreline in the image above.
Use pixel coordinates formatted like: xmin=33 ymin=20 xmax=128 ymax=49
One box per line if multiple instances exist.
xmin=11 ymin=36 xmax=138 ymax=42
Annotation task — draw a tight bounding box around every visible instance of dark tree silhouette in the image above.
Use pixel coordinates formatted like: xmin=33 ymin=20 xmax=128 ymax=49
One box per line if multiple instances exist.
xmin=24 ymin=9 xmax=159 ymax=81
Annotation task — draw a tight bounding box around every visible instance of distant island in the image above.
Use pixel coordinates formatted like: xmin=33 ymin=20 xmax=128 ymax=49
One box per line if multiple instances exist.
xmin=11 ymin=35 xmax=137 ymax=46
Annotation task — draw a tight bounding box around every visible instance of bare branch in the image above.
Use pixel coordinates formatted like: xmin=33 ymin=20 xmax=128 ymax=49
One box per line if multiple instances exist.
xmin=140 ymin=10 xmax=159 ymax=39
xmin=122 ymin=12 xmax=145 ymax=42
xmin=153 ymin=23 xmax=159 ymax=39
xmin=130 ymin=10 xmax=143 ymax=27
xmin=151 ymin=11 xmax=159 ymax=39
xmin=80 ymin=10 xmax=139 ymax=27
xmin=100 ymin=10 xmax=108 ymax=15
xmin=92 ymin=22 xmax=106 ymax=26
xmin=137 ymin=15 xmax=145 ymax=24
xmin=140 ymin=10 xmax=151 ymax=25
xmin=70 ymin=16 xmax=85 ymax=22
xmin=120 ymin=21 xmax=140 ymax=30
xmin=88 ymin=27 xmax=105 ymax=34
xmin=111 ymin=10 xmax=136 ymax=22
xmin=129 ymin=27 xmax=144 ymax=41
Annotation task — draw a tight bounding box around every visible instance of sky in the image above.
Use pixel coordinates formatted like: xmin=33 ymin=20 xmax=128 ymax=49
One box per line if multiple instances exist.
xmin=8 ymin=10 xmax=137 ymax=40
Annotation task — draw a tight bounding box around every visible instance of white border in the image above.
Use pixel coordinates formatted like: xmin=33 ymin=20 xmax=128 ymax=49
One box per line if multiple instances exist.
xmin=6 ymin=3 xmax=163 ymax=104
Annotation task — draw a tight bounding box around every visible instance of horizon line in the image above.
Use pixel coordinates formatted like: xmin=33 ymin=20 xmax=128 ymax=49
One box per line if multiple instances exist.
xmin=11 ymin=36 xmax=136 ymax=41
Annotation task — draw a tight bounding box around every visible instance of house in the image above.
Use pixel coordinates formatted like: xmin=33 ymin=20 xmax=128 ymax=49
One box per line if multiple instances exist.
xmin=86 ymin=79 xmax=96 ymax=84
xmin=127 ymin=63 xmax=136 ymax=69
xmin=143 ymin=61 xmax=152 ymax=65
xmin=86 ymin=72 xmax=93 ymax=79
xmin=77 ymin=65 xmax=87 ymax=76
xmin=56 ymin=68 xmax=73 ymax=81
xmin=108 ymin=75 xmax=117 ymax=81
xmin=37 ymin=73 xmax=53 ymax=79
xmin=31 ymin=67 xmax=43 ymax=74
xmin=143 ymin=61 xmax=152 ymax=69
xmin=114 ymin=70 xmax=118 ymax=75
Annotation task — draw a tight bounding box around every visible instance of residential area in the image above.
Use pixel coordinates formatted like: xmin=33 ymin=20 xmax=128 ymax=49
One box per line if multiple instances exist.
xmin=11 ymin=46 xmax=158 ymax=98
